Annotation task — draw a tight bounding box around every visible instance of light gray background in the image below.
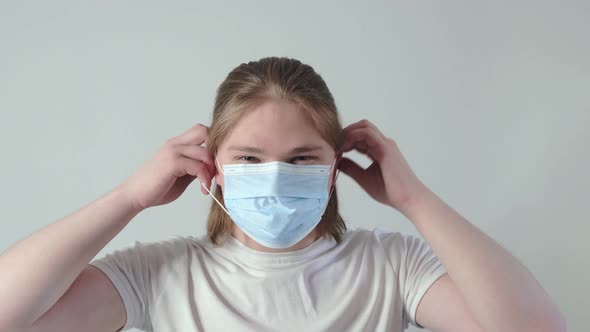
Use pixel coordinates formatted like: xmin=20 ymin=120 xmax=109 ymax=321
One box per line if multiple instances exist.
xmin=1 ymin=1 xmax=588 ymax=331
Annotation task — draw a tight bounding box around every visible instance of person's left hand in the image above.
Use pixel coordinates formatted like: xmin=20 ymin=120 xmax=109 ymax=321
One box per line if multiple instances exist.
xmin=338 ymin=119 xmax=429 ymax=213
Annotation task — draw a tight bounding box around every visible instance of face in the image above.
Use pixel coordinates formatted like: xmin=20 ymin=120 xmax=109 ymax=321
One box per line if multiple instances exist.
xmin=215 ymin=99 xmax=339 ymax=189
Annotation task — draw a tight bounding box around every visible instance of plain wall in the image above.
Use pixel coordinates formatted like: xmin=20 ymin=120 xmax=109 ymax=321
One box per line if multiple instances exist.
xmin=1 ymin=1 xmax=588 ymax=331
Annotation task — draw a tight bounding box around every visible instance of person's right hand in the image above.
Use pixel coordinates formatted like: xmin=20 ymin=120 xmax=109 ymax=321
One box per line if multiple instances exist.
xmin=117 ymin=124 xmax=215 ymax=211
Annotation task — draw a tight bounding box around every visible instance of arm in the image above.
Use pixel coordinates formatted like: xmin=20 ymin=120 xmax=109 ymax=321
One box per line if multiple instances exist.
xmin=338 ymin=119 xmax=566 ymax=332
xmin=0 ymin=188 xmax=140 ymax=331
xmin=403 ymin=187 xmax=566 ymax=332
xmin=0 ymin=124 xmax=214 ymax=331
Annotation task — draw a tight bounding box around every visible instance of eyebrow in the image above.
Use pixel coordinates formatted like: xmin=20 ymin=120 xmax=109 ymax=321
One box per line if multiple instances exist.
xmin=227 ymin=145 xmax=323 ymax=154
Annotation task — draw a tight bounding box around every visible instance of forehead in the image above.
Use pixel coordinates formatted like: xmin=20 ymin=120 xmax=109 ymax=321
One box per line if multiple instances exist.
xmin=219 ymin=99 xmax=331 ymax=153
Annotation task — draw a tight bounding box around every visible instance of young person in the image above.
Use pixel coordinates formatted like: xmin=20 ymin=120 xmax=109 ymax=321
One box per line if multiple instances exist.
xmin=0 ymin=57 xmax=564 ymax=332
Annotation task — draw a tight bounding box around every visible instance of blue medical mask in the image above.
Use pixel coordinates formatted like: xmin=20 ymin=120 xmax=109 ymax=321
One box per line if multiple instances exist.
xmin=202 ymin=159 xmax=338 ymax=249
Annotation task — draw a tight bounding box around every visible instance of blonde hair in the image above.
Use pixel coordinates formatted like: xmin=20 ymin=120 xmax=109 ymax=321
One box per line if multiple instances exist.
xmin=205 ymin=56 xmax=346 ymax=246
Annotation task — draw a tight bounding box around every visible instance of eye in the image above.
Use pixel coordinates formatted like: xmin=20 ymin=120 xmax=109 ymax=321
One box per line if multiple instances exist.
xmin=290 ymin=156 xmax=317 ymax=163
xmin=237 ymin=156 xmax=260 ymax=163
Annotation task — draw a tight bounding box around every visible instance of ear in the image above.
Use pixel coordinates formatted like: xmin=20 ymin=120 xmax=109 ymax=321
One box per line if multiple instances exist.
xmin=335 ymin=151 xmax=343 ymax=170
xmin=213 ymin=154 xmax=224 ymax=189
xmin=214 ymin=167 xmax=224 ymax=189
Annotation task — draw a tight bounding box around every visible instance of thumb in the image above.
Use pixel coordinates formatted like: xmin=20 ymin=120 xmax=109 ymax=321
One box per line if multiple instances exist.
xmin=338 ymin=157 xmax=370 ymax=188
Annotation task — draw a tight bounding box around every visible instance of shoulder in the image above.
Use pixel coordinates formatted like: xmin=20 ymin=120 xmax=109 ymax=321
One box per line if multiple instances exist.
xmin=139 ymin=235 xmax=211 ymax=261
xmin=344 ymin=227 xmax=434 ymax=270
xmin=343 ymin=226 xmax=417 ymax=250
xmin=339 ymin=226 xmax=411 ymax=260
xmin=94 ymin=235 xmax=211 ymax=269
xmin=371 ymin=227 xmax=425 ymax=253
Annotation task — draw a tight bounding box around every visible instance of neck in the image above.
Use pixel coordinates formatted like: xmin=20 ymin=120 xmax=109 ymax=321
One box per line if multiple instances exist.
xmin=231 ymin=226 xmax=321 ymax=253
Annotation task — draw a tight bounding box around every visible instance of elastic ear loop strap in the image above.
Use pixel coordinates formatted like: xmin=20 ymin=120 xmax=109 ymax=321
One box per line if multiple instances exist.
xmin=201 ymin=157 xmax=230 ymax=215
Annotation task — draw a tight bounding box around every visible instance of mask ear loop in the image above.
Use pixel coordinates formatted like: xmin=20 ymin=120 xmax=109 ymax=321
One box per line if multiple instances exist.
xmin=328 ymin=158 xmax=340 ymax=198
xmin=201 ymin=157 xmax=230 ymax=216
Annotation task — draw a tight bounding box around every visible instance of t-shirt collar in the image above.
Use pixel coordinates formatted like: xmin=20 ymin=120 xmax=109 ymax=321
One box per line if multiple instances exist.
xmin=216 ymin=233 xmax=337 ymax=269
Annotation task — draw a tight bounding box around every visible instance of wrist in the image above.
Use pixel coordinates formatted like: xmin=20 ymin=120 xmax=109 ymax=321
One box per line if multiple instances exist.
xmin=111 ymin=184 xmax=145 ymax=215
xmin=396 ymin=184 xmax=433 ymax=218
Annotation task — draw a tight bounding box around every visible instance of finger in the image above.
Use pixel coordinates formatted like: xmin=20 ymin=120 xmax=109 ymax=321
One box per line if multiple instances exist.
xmin=170 ymin=124 xmax=209 ymax=145
xmin=342 ymin=119 xmax=377 ymax=133
xmin=176 ymin=157 xmax=212 ymax=194
xmin=174 ymin=174 xmax=198 ymax=196
xmin=175 ymin=144 xmax=215 ymax=176
xmin=338 ymin=157 xmax=372 ymax=192
xmin=341 ymin=127 xmax=386 ymax=161
xmin=342 ymin=119 xmax=368 ymax=133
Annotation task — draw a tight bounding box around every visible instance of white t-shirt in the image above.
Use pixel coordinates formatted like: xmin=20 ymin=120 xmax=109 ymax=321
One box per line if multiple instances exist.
xmin=90 ymin=226 xmax=447 ymax=332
